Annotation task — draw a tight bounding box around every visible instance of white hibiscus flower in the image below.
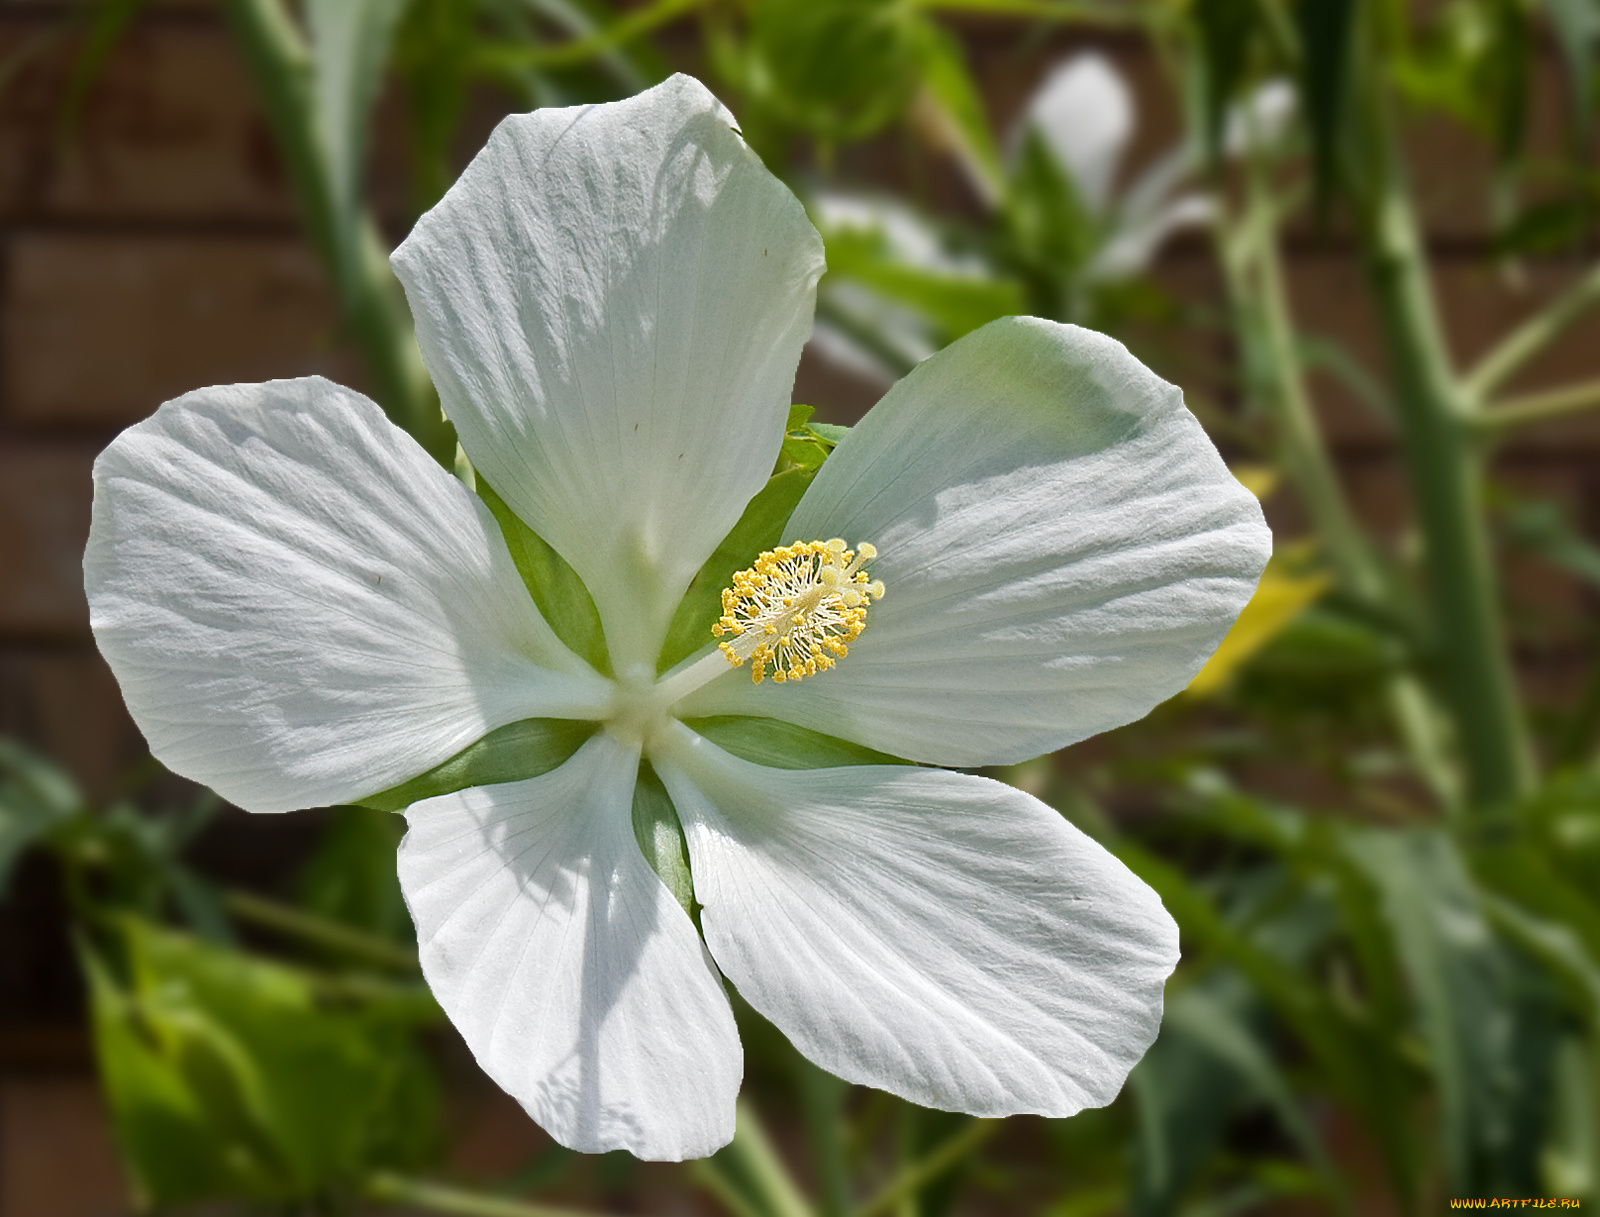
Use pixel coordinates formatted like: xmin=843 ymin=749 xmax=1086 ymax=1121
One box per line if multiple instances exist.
xmin=84 ymin=75 xmax=1270 ymax=1162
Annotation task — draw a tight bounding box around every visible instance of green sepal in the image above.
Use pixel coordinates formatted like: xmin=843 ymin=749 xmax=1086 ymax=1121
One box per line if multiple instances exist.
xmin=682 ymin=715 xmax=908 ymax=769
xmin=355 ymin=718 xmax=594 ymax=812
xmin=657 ymin=464 xmax=819 ymax=673
xmin=631 ymin=761 xmax=697 ymax=921
xmin=478 ymin=480 xmax=610 ymax=676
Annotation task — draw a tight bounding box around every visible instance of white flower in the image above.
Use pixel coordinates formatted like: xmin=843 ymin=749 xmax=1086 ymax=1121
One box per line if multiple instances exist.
xmin=85 ymin=76 xmax=1270 ymax=1162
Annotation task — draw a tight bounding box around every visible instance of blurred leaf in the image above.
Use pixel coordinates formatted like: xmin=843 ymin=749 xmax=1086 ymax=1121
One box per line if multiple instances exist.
xmin=823 ymin=226 xmax=1024 ymax=340
xmin=86 ymin=918 xmax=439 ymax=1208
xmin=658 ymin=465 xmax=820 ymax=672
xmin=297 ymin=805 xmax=411 ymax=942
xmin=1188 ymin=563 xmax=1331 ymax=696
xmin=1502 ymin=497 xmax=1600 ymax=589
xmin=744 ymin=0 xmax=929 ymax=142
xmin=1347 ymin=828 xmax=1536 ymax=1195
xmin=357 ymin=717 xmax=593 ymax=812
xmin=394 ymin=0 xmax=477 ymax=215
xmin=1543 ymin=0 xmax=1599 ymax=143
xmin=1120 ymin=841 xmax=1421 ymax=1203
xmin=914 ymin=24 xmax=1006 ymax=205
xmin=0 ymin=737 xmax=82 ymax=895
xmin=58 ymin=0 xmax=154 ymax=140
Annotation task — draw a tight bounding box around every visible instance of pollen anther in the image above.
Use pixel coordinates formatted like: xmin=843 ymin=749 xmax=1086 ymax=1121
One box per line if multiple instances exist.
xmin=712 ymin=539 xmax=885 ymax=684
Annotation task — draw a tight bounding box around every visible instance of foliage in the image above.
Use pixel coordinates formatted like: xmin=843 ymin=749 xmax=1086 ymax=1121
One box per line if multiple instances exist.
xmin=8 ymin=0 xmax=1600 ymax=1212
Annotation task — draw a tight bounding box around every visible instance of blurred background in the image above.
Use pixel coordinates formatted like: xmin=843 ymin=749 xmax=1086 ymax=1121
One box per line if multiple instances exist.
xmin=2 ymin=0 xmax=1600 ymax=1213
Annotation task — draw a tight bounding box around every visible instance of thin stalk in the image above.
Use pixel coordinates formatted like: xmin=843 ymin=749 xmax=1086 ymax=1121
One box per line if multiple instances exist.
xmin=1474 ymin=377 xmax=1600 ymax=435
xmin=1220 ymin=162 xmax=1459 ymax=808
xmin=795 ymin=1057 xmax=853 ymax=1217
xmin=476 ymin=0 xmax=705 ymax=70
xmin=216 ymin=0 xmax=449 ymax=461
xmin=851 ymin=1119 xmax=998 ymax=1217
xmin=363 ymin=1171 xmax=617 ymax=1217
xmin=1461 ymin=260 xmax=1600 ymax=405
xmin=708 ymin=1100 xmax=816 ymax=1217
xmin=222 ymin=889 xmax=420 ymax=972
xmin=1352 ymin=100 xmax=1532 ymax=816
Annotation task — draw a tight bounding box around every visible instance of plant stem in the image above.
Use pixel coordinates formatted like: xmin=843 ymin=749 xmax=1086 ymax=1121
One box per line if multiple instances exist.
xmin=1221 ymin=160 xmax=1459 ymax=808
xmin=706 ymin=1100 xmax=817 ymax=1217
xmin=476 ymin=0 xmax=704 ymax=70
xmin=363 ymin=1171 xmax=617 ymax=1217
xmin=1352 ymin=101 xmax=1532 ymax=817
xmin=221 ymin=889 xmax=420 ymax=972
xmin=1461 ymin=260 xmax=1600 ymax=405
xmin=851 ymin=1119 xmax=998 ymax=1217
xmin=216 ymin=0 xmax=450 ymax=461
xmin=1474 ymin=377 xmax=1600 ymax=435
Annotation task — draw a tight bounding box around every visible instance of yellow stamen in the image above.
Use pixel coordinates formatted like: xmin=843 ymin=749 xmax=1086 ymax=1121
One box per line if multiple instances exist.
xmin=712 ymin=539 xmax=886 ymax=684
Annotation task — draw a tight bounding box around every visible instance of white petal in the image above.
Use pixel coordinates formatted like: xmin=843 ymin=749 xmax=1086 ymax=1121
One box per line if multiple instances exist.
xmin=681 ymin=317 xmax=1270 ymax=766
xmin=392 ymin=75 xmax=826 ymax=671
xmin=86 ymin=377 xmax=608 ymax=813
xmin=1020 ymin=53 xmax=1133 ymax=214
xmin=399 ymin=733 xmax=741 ymax=1159
xmin=652 ymin=726 xmax=1179 ymax=1117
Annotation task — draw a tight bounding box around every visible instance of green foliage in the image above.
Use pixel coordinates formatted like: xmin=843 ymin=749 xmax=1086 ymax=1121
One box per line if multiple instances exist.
xmin=0 ymin=736 xmax=82 ymax=895
xmin=480 ymin=479 xmax=613 ymax=675
xmin=357 ymin=716 xmax=595 ymax=811
xmin=84 ymin=916 xmax=439 ymax=1210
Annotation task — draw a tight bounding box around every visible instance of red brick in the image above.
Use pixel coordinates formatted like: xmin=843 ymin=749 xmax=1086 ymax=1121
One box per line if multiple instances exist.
xmin=4 ymin=232 xmax=363 ymax=427
xmin=0 ymin=443 xmax=92 ymax=637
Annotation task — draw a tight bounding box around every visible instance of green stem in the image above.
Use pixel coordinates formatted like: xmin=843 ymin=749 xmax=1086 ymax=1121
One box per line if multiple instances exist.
xmin=363 ymin=1171 xmax=618 ymax=1217
xmin=475 ymin=0 xmax=705 ymax=70
xmin=1221 ymin=161 xmax=1459 ymax=809
xmin=705 ymin=1100 xmax=816 ymax=1217
xmin=1353 ymin=105 xmax=1532 ymax=817
xmin=221 ymin=889 xmax=420 ymax=972
xmin=1474 ymin=376 xmax=1600 ymax=434
xmin=216 ymin=0 xmax=449 ymax=461
xmin=1461 ymin=260 xmax=1600 ymax=405
xmin=851 ymin=1119 xmax=998 ymax=1217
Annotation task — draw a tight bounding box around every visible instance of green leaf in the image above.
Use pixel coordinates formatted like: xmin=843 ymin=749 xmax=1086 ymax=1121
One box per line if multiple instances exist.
xmin=823 ymin=226 xmax=1025 ymax=340
xmin=914 ymin=23 xmax=1006 ymax=205
xmin=479 ymin=479 xmax=611 ymax=674
xmin=1345 ymin=828 xmax=1528 ymax=1195
xmin=632 ymin=761 xmax=695 ymax=917
xmin=745 ymin=0 xmax=928 ymax=142
xmin=657 ymin=465 xmax=818 ymax=672
xmin=296 ymin=805 xmax=412 ymax=943
xmin=0 ymin=736 xmax=82 ymax=895
xmin=682 ymin=715 xmax=907 ymax=769
xmin=1194 ymin=0 xmax=1257 ymax=159
xmin=356 ymin=717 xmax=594 ymax=812
xmin=85 ymin=918 xmax=439 ymax=1208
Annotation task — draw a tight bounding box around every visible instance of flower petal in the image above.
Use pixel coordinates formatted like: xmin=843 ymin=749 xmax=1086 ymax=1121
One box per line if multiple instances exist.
xmin=391 ymin=75 xmax=826 ymax=671
xmin=653 ymin=725 xmax=1179 ymax=1117
xmin=86 ymin=377 xmax=608 ymax=813
xmin=682 ymin=317 xmax=1270 ymax=766
xmin=399 ymin=733 xmax=741 ymax=1159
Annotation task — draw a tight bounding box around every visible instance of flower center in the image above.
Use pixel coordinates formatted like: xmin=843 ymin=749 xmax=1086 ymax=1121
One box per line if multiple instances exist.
xmin=713 ymin=539 xmax=885 ymax=684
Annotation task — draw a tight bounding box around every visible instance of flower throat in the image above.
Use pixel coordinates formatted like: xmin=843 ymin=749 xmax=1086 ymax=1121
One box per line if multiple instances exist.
xmin=714 ymin=539 xmax=885 ymax=684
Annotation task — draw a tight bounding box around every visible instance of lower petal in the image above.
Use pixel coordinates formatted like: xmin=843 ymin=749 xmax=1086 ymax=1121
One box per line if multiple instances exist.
xmin=653 ymin=725 xmax=1179 ymax=1117
xmin=399 ymin=733 xmax=741 ymax=1160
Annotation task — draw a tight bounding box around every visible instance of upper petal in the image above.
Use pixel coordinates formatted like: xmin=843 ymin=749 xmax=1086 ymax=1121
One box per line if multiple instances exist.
xmin=391 ymin=75 xmax=826 ymax=672
xmin=85 ymin=377 xmax=608 ymax=813
xmin=653 ymin=724 xmax=1179 ymax=1117
xmin=399 ymin=733 xmax=741 ymax=1159
xmin=681 ymin=317 xmax=1270 ymax=766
